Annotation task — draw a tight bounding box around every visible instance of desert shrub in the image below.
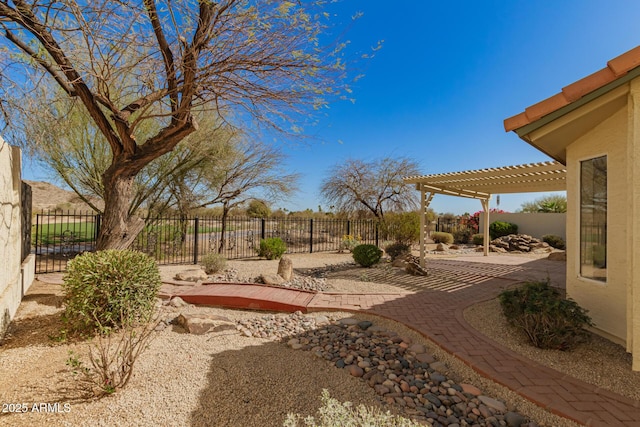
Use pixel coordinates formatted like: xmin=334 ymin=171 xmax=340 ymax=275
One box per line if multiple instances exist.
xmin=384 ymin=242 xmax=411 ymax=260
xmin=431 ymin=231 xmax=453 ymax=244
xmin=452 ymin=228 xmax=473 ymax=244
xmin=499 ymin=281 xmax=592 ymax=350
xmin=201 ymin=252 xmax=227 ymax=274
xmin=489 ymin=221 xmax=518 ymax=239
xmin=542 ymin=234 xmax=566 ymax=250
xmin=472 ymin=233 xmax=484 ymax=245
xmin=66 ymin=319 xmax=156 ymax=396
xmin=257 ymin=237 xmax=287 ymax=260
xmin=284 ymin=389 xmax=423 ymax=427
xmin=341 ymin=234 xmax=361 ymax=252
xmin=379 ymin=211 xmax=420 ymax=244
xmin=352 ymin=244 xmax=382 ymax=267
xmin=62 ymin=250 xmax=161 ymax=334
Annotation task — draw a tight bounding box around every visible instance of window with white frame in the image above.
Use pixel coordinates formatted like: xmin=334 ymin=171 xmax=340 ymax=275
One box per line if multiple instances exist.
xmin=580 ymin=155 xmax=607 ymax=282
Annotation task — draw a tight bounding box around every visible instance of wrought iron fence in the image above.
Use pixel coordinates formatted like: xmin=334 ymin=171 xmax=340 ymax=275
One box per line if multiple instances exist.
xmin=33 ymin=210 xmax=101 ymax=274
xmin=33 ymin=211 xmax=379 ymax=273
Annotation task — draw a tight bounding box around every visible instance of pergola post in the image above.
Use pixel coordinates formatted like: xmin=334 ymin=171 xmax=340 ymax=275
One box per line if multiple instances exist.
xmin=419 ymin=185 xmax=434 ymax=268
xmin=481 ymin=197 xmax=491 ymax=256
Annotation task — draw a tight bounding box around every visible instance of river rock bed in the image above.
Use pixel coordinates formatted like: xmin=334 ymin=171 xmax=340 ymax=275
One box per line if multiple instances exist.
xmin=237 ymin=312 xmax=537 ymax=427
xmin=207 ymin=267 xmax=329 ymax=291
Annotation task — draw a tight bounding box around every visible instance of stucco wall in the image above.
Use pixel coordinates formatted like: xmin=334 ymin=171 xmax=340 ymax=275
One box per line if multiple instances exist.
xmin=565 ymin=106 xmax=628 ymax=344
xmin=0 ymin=137 xmax=34 ymax=338
xmin=479 ymin=212 xmax=566 ymax=240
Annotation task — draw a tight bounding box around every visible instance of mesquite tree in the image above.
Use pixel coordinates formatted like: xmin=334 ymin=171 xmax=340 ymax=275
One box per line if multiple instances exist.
xmin=0 ymin=0 xmax=353 ymax=249
xmin=320 ymin=156 xmax=421 ymax=219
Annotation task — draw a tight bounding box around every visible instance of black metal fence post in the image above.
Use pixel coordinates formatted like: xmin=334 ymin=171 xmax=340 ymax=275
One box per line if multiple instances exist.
xmin=94 ymin=214 xmax=101 ymax=243
xmin=346 ymin=220 xmax=350 ymax=237
xmin=261 ymin=218 xmax=266 ymax=240
xmin=309 ymin=218 xmax=314 ymax=253
xmin=193 ymin=217 xmax=199 ymax=265
xmin=375 ymin=222 xmax=379 ymax=247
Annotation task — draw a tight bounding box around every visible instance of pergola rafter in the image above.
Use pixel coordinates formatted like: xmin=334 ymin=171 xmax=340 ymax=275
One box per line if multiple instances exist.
xmin=404 ymin=161 xmax=567 ymax=265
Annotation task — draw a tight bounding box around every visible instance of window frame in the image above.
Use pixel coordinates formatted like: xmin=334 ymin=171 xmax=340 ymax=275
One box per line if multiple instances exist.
xmin=578 ymin=154 xmax=608 ymax=283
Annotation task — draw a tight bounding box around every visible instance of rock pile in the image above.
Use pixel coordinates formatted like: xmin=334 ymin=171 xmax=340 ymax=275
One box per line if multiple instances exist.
xmin=488 ymin=235 xmax=552 ymax=254
xmin=237 ymin=312 xmax=537 ymax=427
xmin=205 ymin=266 xmax=329 ymax=292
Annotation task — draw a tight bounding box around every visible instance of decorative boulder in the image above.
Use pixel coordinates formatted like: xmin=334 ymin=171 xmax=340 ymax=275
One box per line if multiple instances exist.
xmin=174 ymin=269 xmax=208 ymax=282
xmin=176 ymin=313 xmax=236 ymax=335
xmin=277 ymin=256 xmax=293 ymax=281
xmin=259 ymin=273 xmax=285 ymax=286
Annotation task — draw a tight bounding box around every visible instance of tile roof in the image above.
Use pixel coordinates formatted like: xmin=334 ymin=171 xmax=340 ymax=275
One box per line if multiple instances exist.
xmin=504 ymin=45 xmax=640 ymax=132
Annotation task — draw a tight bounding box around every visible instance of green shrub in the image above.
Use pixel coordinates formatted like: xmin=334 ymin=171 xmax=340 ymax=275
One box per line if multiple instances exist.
xmin=62 ymin=250 xmax=161 ymax=334
xmin=499 ymin=281 xmax=592 ymax=350
xmin=431 ymin=231 xmax=453 ymax=244
xmin=284 ymin=389 xmax=423 ymax=427
xmin=341 ymin=234 xmax=361 ymax=252
xmin=257 ymin=237 xmax=287 ymax=260
xmin=384 ymin=242 xmax=411 ymax=260
xmin=379 ymin=212 xmax=420 ymax=244
xmin=201 ymin=252 xmax=227 ymax=274
xmin=542 ymin=234 xmax=566 ymax=250
xmin=352 ymin=244 xmax=382 ymax=267
xmin=489 ymin=221 xmax=518 ymax=239
xmin=452 ymin=228 xmax=473 ymax=244
xmin=472 ymin=233 xmax=484 ymax=245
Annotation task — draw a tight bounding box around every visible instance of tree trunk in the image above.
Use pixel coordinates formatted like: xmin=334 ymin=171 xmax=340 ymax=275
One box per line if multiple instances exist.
xmin=218 ymin=204 xmax=229 ymax=253
xmin=97 ymin=172 xmax=145 ymax=250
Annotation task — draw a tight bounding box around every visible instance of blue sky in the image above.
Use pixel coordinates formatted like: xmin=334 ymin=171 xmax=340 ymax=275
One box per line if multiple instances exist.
xmin=20 ymin=1 xmax=640 ymax=215
xmin=273 ymin=0 xmax=640 ymax=214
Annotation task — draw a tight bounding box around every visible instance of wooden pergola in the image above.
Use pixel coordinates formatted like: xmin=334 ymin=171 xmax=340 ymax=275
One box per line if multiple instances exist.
xmin=403 ymin=161 xmax=567 ymax=264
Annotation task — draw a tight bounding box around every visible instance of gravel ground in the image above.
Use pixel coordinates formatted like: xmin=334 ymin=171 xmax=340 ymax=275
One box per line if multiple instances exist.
xmin=0 ymin=251 xmax=623 ymax=427
xmin=464 ymin=297 xmax=640 ymax=401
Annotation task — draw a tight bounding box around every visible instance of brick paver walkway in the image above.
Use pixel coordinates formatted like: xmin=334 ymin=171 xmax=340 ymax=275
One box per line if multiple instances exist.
xmin=173 ymin=255 xmax=640 ymax=426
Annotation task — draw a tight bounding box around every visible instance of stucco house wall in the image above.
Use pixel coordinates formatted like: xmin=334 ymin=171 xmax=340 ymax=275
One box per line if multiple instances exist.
xmin=565 ymin=106 xmax=628 ymax=345
xmin=0 ymin=137 xmax=35 ymax=338
xmin=503 ymin=45 xmax=640 ymax=369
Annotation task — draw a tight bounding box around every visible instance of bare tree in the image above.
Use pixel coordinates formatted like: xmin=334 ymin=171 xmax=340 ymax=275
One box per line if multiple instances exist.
xmin=320 ymin=156 xmax=421 ymax=219
xmin=28 ymin=94 xmax=233 ymax=216
xmin=0 ymin=0 xmax=355 ymax=249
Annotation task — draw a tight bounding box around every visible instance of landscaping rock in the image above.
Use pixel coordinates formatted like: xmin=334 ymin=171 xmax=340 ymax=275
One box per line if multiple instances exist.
xmin=489 ymin=234 xmax=553 ymax=254
xmin=405 ymin=255 xmax=428 ymax=276
xmin=174 ymin=269 xmax=208 ymax=282
xmin=176 ymin=313 xmax=235 ymax=335
xmin=235 ymin=313 xmax=534 ymax=426
xmin=505 ymin=411 xmax=527 ymax=427
xmin=258 ymin=273 xmax=285 ymax=286
xmin=478 ymin=395 xmax=507 ymax=413
xmin=277 ymin=256 xmax=294 ymax=281
xmin=169 ymin=296 xmax=189 ymax=308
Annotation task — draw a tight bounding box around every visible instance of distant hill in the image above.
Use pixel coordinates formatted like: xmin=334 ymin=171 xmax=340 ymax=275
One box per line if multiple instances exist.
xmin=24 ymin=180 xmax=103 ymax=213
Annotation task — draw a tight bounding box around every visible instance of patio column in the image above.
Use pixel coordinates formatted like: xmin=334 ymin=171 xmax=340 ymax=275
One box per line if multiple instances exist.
xmin=481 ymin=197 xmax=491 ymax=256
xmin=419 ymin=185 xmax=434 ymax=268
